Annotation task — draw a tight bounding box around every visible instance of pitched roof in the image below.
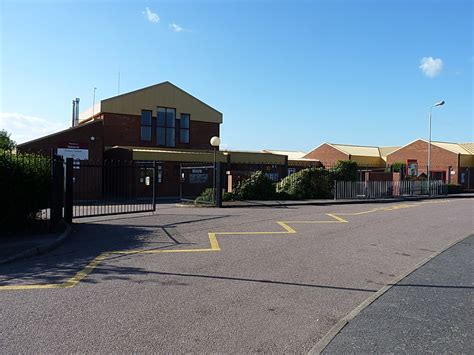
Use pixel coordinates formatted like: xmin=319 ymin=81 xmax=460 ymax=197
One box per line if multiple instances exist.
xmin=80 ymin=81 xmax=222 ymax=123
xmin=431 ymin=141 xmax=472 ymax=155
xmin=387 ymin=139 xmax=474 ymax=156
xmin=459 ymin=143 xmax=474 ymax=154
xmin=328 ymin=143 xmax=381 ymax=157
xmin=262 ymin=150 xmax=307 ymax=160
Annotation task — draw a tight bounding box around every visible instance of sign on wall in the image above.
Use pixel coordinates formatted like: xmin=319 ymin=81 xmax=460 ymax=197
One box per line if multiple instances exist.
xmin=57 ymin=148 xmax=89 ymax=160
xmin=56 ymin=142 xmax=89 ymax=160
xmin=406 ymin=159 xmax=418 ymax=176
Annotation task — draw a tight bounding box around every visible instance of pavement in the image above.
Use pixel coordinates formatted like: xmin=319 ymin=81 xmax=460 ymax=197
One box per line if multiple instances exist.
xmin=0 ymin=198 xmax=472 ymax=353
xmin=323 ymin=234 xmax=474 ymax=354
xmin=222 ymin=192 xmax=474 ymax=208
xmin=0 ymin=223 xmax=70 ymax=264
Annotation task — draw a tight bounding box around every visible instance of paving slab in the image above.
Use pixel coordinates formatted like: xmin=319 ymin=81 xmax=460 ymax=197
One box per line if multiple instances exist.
xmin=323 ymin=234 xmax=474 ymax=354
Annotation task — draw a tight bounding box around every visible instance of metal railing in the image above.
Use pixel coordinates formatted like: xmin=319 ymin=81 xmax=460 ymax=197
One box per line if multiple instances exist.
xmin=333 ymin=180 xmax=446 ymax=200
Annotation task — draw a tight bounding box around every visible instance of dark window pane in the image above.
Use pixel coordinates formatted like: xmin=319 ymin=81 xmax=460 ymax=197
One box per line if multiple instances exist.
xmin=141 ymin=126 xmax=151 ymax=141
xmin=166 ymin=108 xmax=176 ymax=127
xmin=157 ymin=107 xmax=166 ymax=126
xmin=141 ymin=110 xmax=152 ymax=125
xmin=180 ymin=114 xmax=190 ymax=129
xmin=180 ymin=129 xmax=189 ymax=144
xmin=157 ymin=127 xmax=165 ymax=145
xmin=166 ymin=128 xmax=175 ymax=147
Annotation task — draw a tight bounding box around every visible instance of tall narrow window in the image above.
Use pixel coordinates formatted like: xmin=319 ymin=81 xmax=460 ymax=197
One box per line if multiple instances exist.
xmin=180 ymin=113 xmax=190 ymax=144
xmin=141 ymin=110 xmax=152 ymax=141
xmin=157 ymin=107 xmax=176 ymax=147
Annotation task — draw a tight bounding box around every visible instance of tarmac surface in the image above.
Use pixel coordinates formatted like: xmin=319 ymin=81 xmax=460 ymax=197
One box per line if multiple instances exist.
xmin=0 ymin=199 xmax=472 ymax=353
xmin=324 ymin=234 xmax=474 ymax=354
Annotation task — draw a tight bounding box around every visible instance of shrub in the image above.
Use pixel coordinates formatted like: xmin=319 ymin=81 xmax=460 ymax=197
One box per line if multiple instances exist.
xmin=222 ymin=191 xmax=235 ymax=202
xmin=0 ymin=151 xmax=51 ymax=232
xmin=232 ymin=171 xmax=275 ymax=200
xmin=194 ymin=188 xmax=214 ymax=204
xmin=277 ymin=168 xmax=333 ymax=199
xmin=330 ymin=160 xmax=358 ymax=181
xmin=446 ymin=183 xmax=463 ymax=194
xmin=389 ymin=162 xmax=405 ymax=173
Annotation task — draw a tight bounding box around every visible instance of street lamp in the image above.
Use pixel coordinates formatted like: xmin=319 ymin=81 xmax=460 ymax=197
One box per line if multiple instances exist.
xmin=210 ymin=136 xmax=221 ymax=204
xmin=428 ymin=100 xmax=445 ymax=195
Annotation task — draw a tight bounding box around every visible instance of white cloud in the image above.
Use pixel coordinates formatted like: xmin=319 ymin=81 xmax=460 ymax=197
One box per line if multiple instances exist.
xmin=142 ymin=7 xmax=160 ymax=23
xmin=169 ymin=23 xmax=184 ymax=32
xmin=0 ymin=112 xmax=67 ymax=144
xmin=419 ymin=57 xmax=443 ymax=78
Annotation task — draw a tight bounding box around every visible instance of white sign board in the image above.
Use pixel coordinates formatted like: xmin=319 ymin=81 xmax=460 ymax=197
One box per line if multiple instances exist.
xmin=57 ymin=148 xmax=89 ymax=160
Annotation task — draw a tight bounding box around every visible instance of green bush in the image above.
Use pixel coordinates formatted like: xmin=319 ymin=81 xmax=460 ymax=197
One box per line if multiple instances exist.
xmin=330 ymin=160 xmax=358 ymax=181
xmin=277 ymin=168 xmax=333 ymax=199
xmin=232 ymin=171 xmax=275 ymax=200
xmin=194 ymin=188 xmax=215 ymax=204
xmin=222 ymin=191 xmax=235 ymax=202
xmin=446 ymin=183 xmax=463 ymax=194
xmin=0 ymin=151 xmax=51 ymax=231
xmin=388 ymin=162 xmax=405 ymax=173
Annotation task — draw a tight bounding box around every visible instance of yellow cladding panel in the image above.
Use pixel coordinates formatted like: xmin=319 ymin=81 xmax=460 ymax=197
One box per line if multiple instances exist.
xmin=100 ymin=82 xmax=223 ymax=124
xmin=228 ymin=151 xmax=287 ymax=165
xmin=130 ymin=148 xmax=286 ymax=165
xmin=460 ymin=154 xmax=474 ymax=167
xmin=350 ymin=155 xmax=386 ymax=167
xmin=132 ymin=149 xmax=227 ymax=163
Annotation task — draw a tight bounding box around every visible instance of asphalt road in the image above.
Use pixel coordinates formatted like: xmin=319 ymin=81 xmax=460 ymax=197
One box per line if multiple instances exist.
xmin=323 ymin=234 xmax=474 ymax=354
xmin=0 ymin=198 xmax=472 ymax=353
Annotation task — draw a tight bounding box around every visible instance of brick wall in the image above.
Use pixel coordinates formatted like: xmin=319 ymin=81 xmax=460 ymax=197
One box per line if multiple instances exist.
xmin=303 ymin=144 xmax=349 ymax=168
xmin=102 ymin=112 xmax=219 ymax=150
xmin=17 ymin=120 xmax=104 ymax=162
xmin=387 ymin=140 xmax=459 ymax=183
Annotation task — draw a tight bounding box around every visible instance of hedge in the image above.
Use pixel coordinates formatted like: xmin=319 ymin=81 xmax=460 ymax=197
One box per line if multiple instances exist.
xmin=0 ymin=151 xmax=51 ymax=232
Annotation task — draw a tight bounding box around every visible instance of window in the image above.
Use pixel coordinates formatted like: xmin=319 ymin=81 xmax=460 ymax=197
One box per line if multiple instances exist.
xmin=180 ymin=113 xmax=190 ymax=144
xmin=157 ymin=107 xmax=175 ymax=147
xmin=140 ymin=110 xmax=152 ymax=141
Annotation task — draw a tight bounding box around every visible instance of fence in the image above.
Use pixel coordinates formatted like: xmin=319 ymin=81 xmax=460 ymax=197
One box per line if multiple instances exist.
xmin=333 ymin=180 xmax=446 ymax=200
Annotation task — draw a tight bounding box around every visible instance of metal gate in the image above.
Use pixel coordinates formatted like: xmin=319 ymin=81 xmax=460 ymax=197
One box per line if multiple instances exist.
xmin=70 ymin=160 xmax=156 ymax=218
xmin=179 ymin=164 xmax=214 ymax=202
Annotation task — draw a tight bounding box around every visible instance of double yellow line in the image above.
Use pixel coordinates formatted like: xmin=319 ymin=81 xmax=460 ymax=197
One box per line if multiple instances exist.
xmin=0 ymin=200 xmax=448 ymax=291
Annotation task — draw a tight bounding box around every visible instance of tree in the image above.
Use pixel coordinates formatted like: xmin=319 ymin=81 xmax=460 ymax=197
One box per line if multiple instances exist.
xmin=0 ymin=130 xmax=16 ymax=151
xmin=331 ymin=160 xmax=358 ymax=181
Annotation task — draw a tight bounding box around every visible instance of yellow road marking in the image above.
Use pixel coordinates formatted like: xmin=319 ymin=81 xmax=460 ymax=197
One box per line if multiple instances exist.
xmin=0 ymin=200 xmax=449 ymax=291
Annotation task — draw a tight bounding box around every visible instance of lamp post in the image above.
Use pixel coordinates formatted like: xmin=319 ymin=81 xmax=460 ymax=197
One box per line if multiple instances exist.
xmin=210 ymin=136 xmax=221 ymax=204
xmin=428 ymin=100 xmax=445 ymax=195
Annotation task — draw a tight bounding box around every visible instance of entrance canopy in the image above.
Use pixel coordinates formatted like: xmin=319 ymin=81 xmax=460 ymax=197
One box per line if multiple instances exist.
xmin=105 ymin=146 xmax=287 ymax=165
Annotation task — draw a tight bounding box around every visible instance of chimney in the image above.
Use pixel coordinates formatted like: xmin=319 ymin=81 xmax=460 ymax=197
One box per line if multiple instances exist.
xmin=71 ymin=98 xmax=80 ymax=127
xmin=74 ymin=98 xmax=80 ymax=127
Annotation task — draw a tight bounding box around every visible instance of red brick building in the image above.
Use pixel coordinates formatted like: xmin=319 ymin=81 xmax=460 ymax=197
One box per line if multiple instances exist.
xmin=18 ymin=81 xmax=291 ymax=197
xmin=386 ymin=139 xmax=474 ymax=189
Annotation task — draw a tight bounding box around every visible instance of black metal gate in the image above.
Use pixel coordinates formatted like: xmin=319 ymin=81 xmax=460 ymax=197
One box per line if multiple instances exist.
xmin=69 ymin=160 xmax=156 ymax=218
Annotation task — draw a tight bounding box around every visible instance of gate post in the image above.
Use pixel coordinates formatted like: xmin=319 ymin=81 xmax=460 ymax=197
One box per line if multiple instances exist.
xmin=64 ymin=158 xmax=74 ymax=223
xmin=215 ymin=162 xmax=222 ymax=208
xmin=50 ymin=156 xmax=64 ymax=227
xmin=152 ymin=161 xmax=157 ymax=211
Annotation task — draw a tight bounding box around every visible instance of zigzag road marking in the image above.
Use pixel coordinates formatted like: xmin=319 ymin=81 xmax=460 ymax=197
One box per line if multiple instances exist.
xmin=0 ymin=200 xmax=450 ymax=291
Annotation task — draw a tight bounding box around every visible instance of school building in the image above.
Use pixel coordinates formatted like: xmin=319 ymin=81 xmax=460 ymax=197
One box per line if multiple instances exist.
xmin=304 ymin=140 xmax=474 ymax=190
xmin=18 ymin=81 xmax=318 ymax=198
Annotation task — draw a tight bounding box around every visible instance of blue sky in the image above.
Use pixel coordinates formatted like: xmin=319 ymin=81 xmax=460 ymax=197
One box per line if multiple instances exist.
xmin=0 ymin=0 xmax=472 ymax=150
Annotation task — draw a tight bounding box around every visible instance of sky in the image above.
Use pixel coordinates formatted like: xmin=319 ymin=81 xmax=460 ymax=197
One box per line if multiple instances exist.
xmin=0 ymin=0 xmax=472 ymax=151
